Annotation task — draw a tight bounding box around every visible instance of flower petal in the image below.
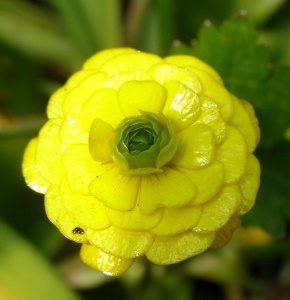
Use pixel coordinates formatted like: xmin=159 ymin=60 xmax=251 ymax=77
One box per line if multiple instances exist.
xmin=99 ymin=52 xmax=162 ymax=75
xmin=106 ymin=206 xmax=163 ymax=231
xmin=146 ymin=231 xmax=215 ymax=264
xmin=170 ymin=124 xmax=215 ymax=169
xmin=211 ymin=215 xmax=241 ymax=248
xmin=83 ymin=48 xmax=137 ymax=69
xmin=192 ymin=185 xmax=242 ymax=233
xmin=36 ymin=118 xmax=65 ymax=184
xmin=22 ymin=138 xmax=49 ymax=194
xmin=118 ymin=80 xmax=166 ymax=116
xmin=178 ymin=161 xmax=225 ymax=204
xmin=138 ymin=167 xmax=196 ymax=215
xmin=86 ymin=226 xmax=155 ymax=258
xmin=194 ymin=95 xmax=226 ymax=144
xmin=89 ymin=118 xmax=115 ymax=163
xmin=216 ymin=126 xmax=247 ymax=184
xmin=62 ymin=144 xmax=100 ymax=195
xmin=62 ymin=72 xmax=107 ymax=114
xmin=164 ymin=55 xmax=223 ymax=84
xmin=151 ymin=205 xmax=202 ymax=236
xmin=89 ymin=166 xmax=141 ymax=211
xmin=149 ymin=63 xmax=202 ymax=94
xmin=80 ymin=88 xmax=123 ymax=130
xmin=163 ymin=81 xmax=200 ymax=131
xmin=45 ymin=184 xmax=61 ymax=224
xmin=230 ymin=97 xmax=260 ymax=153
xmin=191 ymin=67 xmax=233 ymax=120
xmin=238 ymin=155 xmax=261 ymax=215
xmin=80 ymin=243 xmax=135 ymax=276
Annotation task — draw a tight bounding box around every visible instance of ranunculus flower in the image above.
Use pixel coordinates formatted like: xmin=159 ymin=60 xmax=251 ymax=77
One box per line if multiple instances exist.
xmin=22 ymin=48 xmax=260 ymax=276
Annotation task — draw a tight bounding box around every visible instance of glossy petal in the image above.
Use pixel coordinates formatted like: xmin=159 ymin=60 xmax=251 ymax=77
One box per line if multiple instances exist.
xmin=194 ymin=95 xmax=226 ymax=144
xmin=149 ymin=63 xmax=202 ymax=94
xmin=238 ymin=155 xmax=261 ymax=215
xmin=89 ymin=118 xmax=115 ymax=163
xmin=86 ymin=226 xmax=155 ymax=258
xmin=230 ymin=97 xmax=260 ymax=153
xmin=100 ymin=52 xmax=162 ymax=75
xmin=170 ymin=124 xmax=215 ymax=169
xmin=216 ymin=126 xmax=247 ymax=184
xmin=118 ymin=81 xmax=166 ymax=116
xmin=193 ymin=185 xmax=242 ymax=233
xmin=163 ymin=81 xmax=200 ymax=131
xmin=191 ymin=67 xmax=233 ymax=120
xmin=80 ymin=88 xmax=123 ymax=130
xmin=164 ymin=55 xmax=223 ymax=84
xmin=151 ymin=205 xmax=202 ymax=236
xmin=80 ymin=243 xmax=134 ymax=276
xmin=36 ymin=118 xmax=65 ymax=184
xmin=44 ymin=184 xmax=62 ymax=224
xmin=89 ymin=166 xmax=141 ymax=211
xmin=179 ymin=161 xmax=224 ymax=204
xmin=106 ymin=206 xmax=163 ymax=231
xmin=146 ymin=231 xmax=215 ymax=264
xmin=62 ymin=72 xmax=107 ymax=114
xmin=138 ymin=167 xmax=196 ymax=214
xmin=83 ymin=48 xmax=136 ymax=69
xmin=62 ymin=144 xmax=100 ymax=195
xmin=22 ymin=138 xmax=49 ymax=194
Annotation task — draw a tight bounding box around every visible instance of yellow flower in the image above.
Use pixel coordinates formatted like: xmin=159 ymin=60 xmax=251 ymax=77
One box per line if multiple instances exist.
xmin=22 ymin=48 xmax=260 ymax=276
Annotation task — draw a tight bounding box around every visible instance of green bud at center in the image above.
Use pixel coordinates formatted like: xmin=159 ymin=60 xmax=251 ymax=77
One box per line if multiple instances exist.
xmin=111 ymin=112 xmax=177 ymax=175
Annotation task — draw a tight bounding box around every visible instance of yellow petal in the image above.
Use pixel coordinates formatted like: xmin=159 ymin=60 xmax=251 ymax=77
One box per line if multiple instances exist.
xmin=138 ymin=167 xmax=196 ymax=215
xmin=193 ymin=185 xmax=242 ymax=233
xmin=83 ymin=48 xmax=137 ymax=69
xmin=211 ymin=215 xmax=241 ymax=248
xmin=104 ymin=70 xmax=153 ymax=90
xmin=149 ymin=63 xmax=202 ymax=94
xmin=86 ymin=226 xmax=154 ymax=258
xmin=194 ymin=95 xmax=226 ymax=144
xmin=146 ymin=231 xmax=215 ymax=264
xmin=100 ymin=52 xmax=162 ymax=75
xmin=230 ymin=97 xmax=260 ymax=153
xmin=170 ymin=124 xmax=215 ymax=169
xmin=216 ymin=126 xmax=247 ymax=184
xmin=89 ymin=118 xmax=115 ymax=163
xmin=62 ymin=72 xmax=107 ymax=114
xmin=22 ymin=138 xmax=49 ymax=194
xmin=58 ymin=210 xmax=88 ymax=243
xmin=191 ymin=67 xmax=233 ymax=120
xmin=44 ymin=184 xmax=62 ymax=224
xmin=238 ymin=155 xmax=261 ymax=215
xmin=62 ymin=144 xmax=100 ymax=195
xmin=89 ymin=166 xmax=141 ymax=211
xmin=106 ymin=206 xmax=162 ymax=231
xmin=80 ymin=243 xmax=134 ymax=276
xmin=118 ymin=80 xmax=166 ymax=116
xmin=59 ymin=179 xmax=111 ymax=230
xmin=36 ymin=118 xmax=65 ymax=184
xmin=163 ymin=81 xmax=200 ymax=131
xmin=151 ymin=205 xmax=202 ymax=236
xmin=178 ymin=161 xmax=224 ymax=205
xmin=80 ymin=88 xmax=123 ymax=130
xmin=164 ymin=55 xmax=223 ymax=84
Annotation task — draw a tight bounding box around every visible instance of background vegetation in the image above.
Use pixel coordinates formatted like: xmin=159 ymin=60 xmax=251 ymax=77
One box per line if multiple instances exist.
xmin=0 ymin=0 xmax=290 ymax=299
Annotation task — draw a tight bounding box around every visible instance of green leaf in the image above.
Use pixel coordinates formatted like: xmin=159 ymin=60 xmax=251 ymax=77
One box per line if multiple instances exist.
xmin=174 ymin=16 xmax=290 ymax=147
xmin=242 ymin=142 xmax=290 ymax=235
xmin=0 ymin=219 xmax=80 ymax=300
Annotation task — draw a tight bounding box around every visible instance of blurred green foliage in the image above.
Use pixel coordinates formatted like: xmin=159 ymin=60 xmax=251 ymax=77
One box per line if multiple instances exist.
xmin=0 ymin=0 xmax=290 ymax=299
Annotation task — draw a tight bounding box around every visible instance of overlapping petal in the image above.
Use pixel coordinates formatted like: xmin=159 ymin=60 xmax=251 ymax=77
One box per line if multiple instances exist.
xmin=22 ymin=47 xmax=260 ymax=276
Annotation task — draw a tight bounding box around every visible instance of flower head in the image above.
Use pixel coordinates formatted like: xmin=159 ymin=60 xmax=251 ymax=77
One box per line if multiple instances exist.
xmin=23 ymin=48 xmax=260 ymax=276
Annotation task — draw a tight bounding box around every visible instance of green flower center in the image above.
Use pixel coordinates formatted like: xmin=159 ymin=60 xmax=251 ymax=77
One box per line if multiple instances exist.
xmin=111 ymin=112 xmax=177 ymax=175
